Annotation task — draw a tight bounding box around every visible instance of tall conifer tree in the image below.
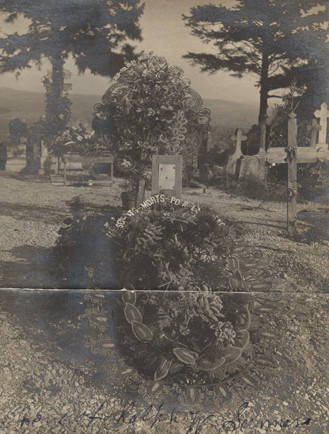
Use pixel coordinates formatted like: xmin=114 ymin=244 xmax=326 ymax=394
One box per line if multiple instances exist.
xmin=183 ymin=0 xmax=329 ymax=122
xmin=0 ymin=0 xmax=144 ymax=142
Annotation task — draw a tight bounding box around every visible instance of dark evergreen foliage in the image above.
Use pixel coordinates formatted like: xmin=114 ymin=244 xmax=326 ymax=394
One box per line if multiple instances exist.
xmin=0 ymin=0 xmax=144 ymax=144
xmin=183 ymin=0 xmax=329 ymax=122
xmin=0 ymin=0 xmax=144 ymax=76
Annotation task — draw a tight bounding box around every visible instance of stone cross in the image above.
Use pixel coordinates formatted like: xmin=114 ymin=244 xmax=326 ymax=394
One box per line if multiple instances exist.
xmin=226 ymin=129 xmax=247 ymax=182
xmin=314 ymin=102 xmax=329 ymax=145
xmin=231 ymin=129 xmax=247 ymax=156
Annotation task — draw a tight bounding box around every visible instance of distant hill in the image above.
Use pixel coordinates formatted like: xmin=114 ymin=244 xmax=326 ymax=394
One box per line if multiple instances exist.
xmin=0 ymin=87 xmax=101 ymax=139
xmin=204 ymin=98 xmax=258 ymax=130
xmin=0 ymin=87 xmax=258 ymax=140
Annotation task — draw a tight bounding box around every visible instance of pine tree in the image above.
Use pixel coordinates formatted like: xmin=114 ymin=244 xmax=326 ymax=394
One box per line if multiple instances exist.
xmin=183 ymin=0 xmax=329 ymax=122
xmin=0 ymin=0 xmax=144 ymax=144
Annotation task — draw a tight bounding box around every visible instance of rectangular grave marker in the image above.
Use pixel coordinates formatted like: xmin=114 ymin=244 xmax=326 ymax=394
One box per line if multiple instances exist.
xmin=159 ymin=163 xmax=176 ymax=190
xmin=314 ymin=102 xmax=329 ymax=146
xmin=152 ymin=155 xmax=182 ymax=198
xmin=61 ymin=153 xmax=114 ymax=186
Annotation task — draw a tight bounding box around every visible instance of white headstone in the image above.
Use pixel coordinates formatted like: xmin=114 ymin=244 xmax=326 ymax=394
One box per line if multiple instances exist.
xmin=314 ymin=102 xmax=329 ymax=145
xmin=152 ymin=155 xmax=182 ymax=198
xmin=230 ymin=129 xmax=247 ymax=155
xmin=226 ymin=129 xmax=247 ymax=177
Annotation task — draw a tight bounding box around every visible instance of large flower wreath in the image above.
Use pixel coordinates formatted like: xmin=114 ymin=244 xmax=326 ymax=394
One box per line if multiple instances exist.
xmin=107 ymin=196 xmax=253 ymax=385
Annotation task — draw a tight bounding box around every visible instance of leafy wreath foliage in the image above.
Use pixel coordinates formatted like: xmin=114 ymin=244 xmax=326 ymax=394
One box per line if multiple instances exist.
xmin=107 ymin=198 xmax=233 ymax=291
xmin=106 ymin=197 xmax=253 ymax=384
xmin=94 ymin=55 xmax=206 ymax=192
xmin=50 ymin=124 xmax=96 ymax=156
xmin=54 ymin=196 xmax=253 ymax=384
xmin=115 ymin=289 xmax=252 ymax=385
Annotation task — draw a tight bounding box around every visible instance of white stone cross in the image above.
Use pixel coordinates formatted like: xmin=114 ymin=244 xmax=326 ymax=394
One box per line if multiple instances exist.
xmin=226 ymin=129 xmax=247 ymax=178
xmin=230 ymin=129 xmax=247 ymax=157
xmin=314 ymin=102 xmax=329 ymax=145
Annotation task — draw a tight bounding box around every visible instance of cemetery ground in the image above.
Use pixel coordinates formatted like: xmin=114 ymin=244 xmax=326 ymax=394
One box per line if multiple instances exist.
xmin=0 ymin=169 xmax=329 ymax=432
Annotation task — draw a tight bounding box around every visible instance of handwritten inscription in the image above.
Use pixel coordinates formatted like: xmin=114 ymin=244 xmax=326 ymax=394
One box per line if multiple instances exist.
xmin=6 ymin=402 xmax=316 ymax=433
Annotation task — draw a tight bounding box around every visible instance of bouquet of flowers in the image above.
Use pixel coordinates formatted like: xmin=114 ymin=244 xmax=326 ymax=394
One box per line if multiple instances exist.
xmin=51 ymin=123 xmax=98 ymax=155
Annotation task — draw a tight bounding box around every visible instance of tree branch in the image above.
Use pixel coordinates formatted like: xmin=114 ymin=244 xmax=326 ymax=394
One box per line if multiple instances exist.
xmin=268 ymin=94 xmax=283 ymax=99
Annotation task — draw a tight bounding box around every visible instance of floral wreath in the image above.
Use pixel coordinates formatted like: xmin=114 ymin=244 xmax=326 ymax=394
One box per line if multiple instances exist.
xmin=107 ymin=196 xmax=253 ymax=384
xmin=119 ymin=288 xmax=252 ymax=384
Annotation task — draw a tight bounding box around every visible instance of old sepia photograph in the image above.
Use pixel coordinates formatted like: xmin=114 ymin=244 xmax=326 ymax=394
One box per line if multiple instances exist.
xmin=0 ymin=0 xmax=329 ymax=432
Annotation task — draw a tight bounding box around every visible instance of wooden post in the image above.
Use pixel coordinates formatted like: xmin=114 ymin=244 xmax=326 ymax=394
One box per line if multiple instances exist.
xmin=197 ymin=108 xmax=211 ymax=188
xmin=259 ymin=117 xmax=268 ymax=189
xmin=136 ymin=179 xmax=146 ymax=206
xmin=287 ymin=112 xmax=298 ymax=236
xmin=110 ymin=161 xmax=114 ymax=180
xmin=63 ymin=157 xmax=67 ymax=186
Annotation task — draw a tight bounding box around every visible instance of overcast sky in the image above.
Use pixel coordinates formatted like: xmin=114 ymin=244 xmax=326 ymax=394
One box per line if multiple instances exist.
xmin=0 ymin=0 xmax=259 ymax=104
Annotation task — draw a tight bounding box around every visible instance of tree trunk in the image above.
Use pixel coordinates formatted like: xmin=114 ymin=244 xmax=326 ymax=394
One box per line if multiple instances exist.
xmin=198 ymin=127 xmax=209 ymax=185
xmin=45 ymin=53 xmax=66 ymax=148
xmin=136 ymin=178 xmax=146 ymax=206
xmin=258 ymin=52 xmax=270 ymax=124
xmin=25 ymin=136 xmax=41 ymax=174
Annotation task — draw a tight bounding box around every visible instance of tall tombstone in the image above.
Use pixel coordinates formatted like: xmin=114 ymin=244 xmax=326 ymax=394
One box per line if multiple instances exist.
xmin=39 ymin=141 xmax=49 ymax=175
xmin=310 ymin=117 xmax=321 ymax=147
xmin=226 ymin=129 xmax=246 ymax=187
xmin=152 ymin=155 xmax=183 ymax=199
xmin=314 ymin=102 xmax=329 ymax=150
